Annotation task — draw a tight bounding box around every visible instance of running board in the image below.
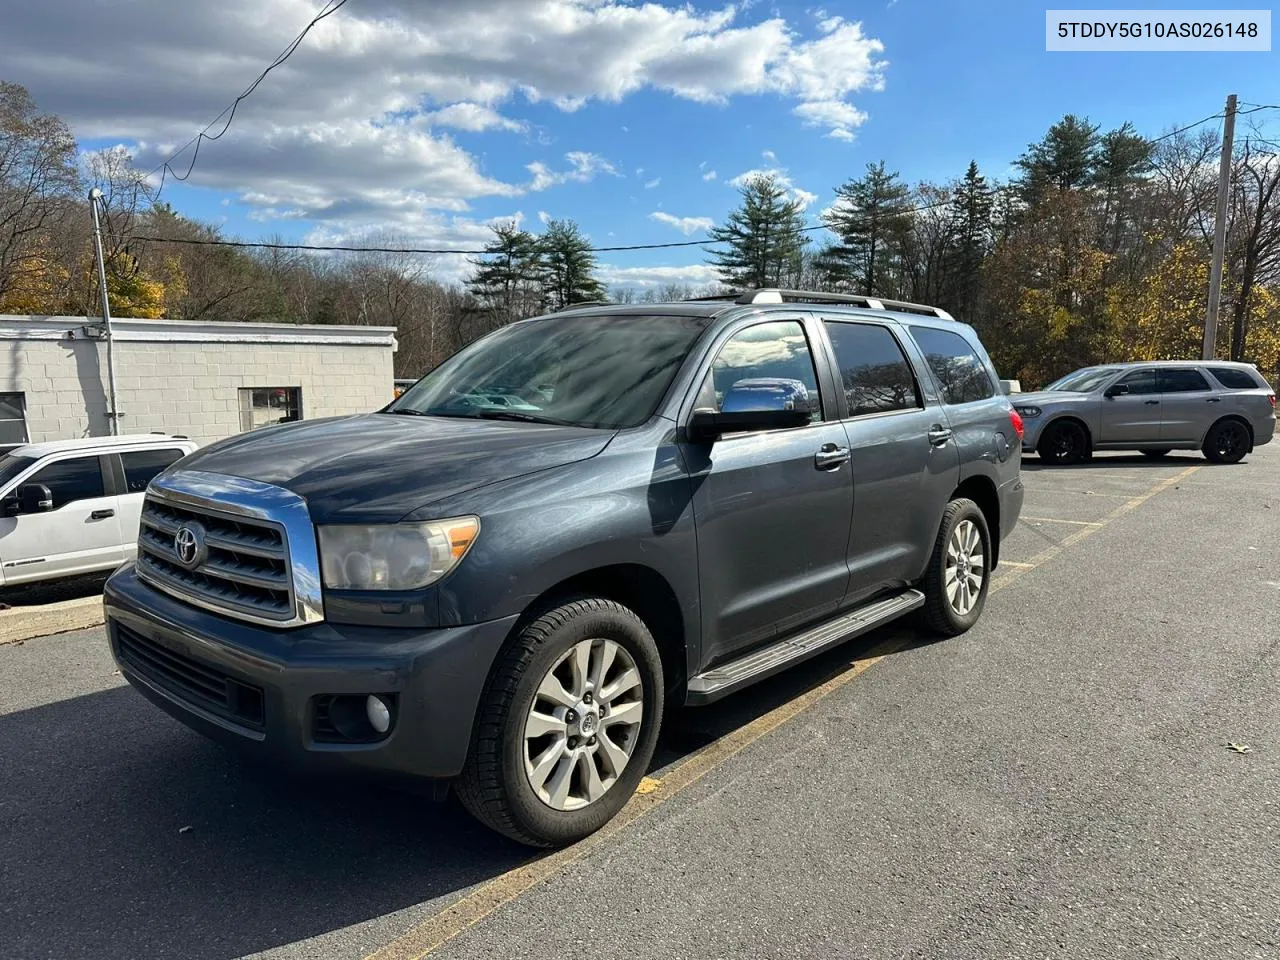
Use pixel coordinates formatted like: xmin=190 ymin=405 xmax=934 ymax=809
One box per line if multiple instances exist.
xmin=685 ymin=589 xmax=924 ymax=705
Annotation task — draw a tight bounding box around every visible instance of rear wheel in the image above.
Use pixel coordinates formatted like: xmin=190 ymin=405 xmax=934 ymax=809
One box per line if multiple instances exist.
xmin=1202 ymin=419 xmax=1249 ymax=464
xmin=1141 ymin=448 xmax=1172 ymax=459
xmin=921 ymin=498 xmax=991 ymax=636
xmin=457 ymin=597 xmax=663 ymax=848
xmin=1036 ymin=420 xmax=1089 ymax=465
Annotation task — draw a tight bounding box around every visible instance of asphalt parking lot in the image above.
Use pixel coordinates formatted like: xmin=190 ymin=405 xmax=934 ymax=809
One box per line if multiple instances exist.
xmin=2 ymin=446 xmax=1278 ymax=960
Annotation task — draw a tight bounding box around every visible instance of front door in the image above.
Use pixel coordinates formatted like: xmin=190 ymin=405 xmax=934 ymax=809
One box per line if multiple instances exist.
xmin=0 ymin=455 xmax=123 ymax=584
xmin=686 ymin=318 xmax=853 ymax=665
xmin=1157 ymin=367 xmax=1216 ymax=443
xmin=1098 ymin=367 xmax=1161 ymax=443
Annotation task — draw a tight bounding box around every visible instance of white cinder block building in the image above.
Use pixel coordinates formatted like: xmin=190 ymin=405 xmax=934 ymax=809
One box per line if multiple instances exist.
xmin=0 ymin=315 xmax=397 ymax=447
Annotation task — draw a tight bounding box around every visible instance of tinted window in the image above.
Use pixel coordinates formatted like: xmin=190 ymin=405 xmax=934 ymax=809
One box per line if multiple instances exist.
xmin=393 ymin=314 xmax=709 ymax=430
xmin=705 ymin=320 xmax=824 ymax=421
xmin=120 ymin=448 xmax=185 ymax=493
xmin=909 ymin=326 xmax=995 ymax=405
xmin=28 ymin=457 xmax=106 ymax=509
xmin=1116 ymin=369 xmax=1158 ymax=395
xmin=1158 ymin=369 xmax=1210 ymax=393
xmin=825 ymin=322 xmax=921 ymax=416
xmin=0 ymin=454 xmax=35 ymax=490
xmin=1207 ymin=367 xmax=1262 ymax=390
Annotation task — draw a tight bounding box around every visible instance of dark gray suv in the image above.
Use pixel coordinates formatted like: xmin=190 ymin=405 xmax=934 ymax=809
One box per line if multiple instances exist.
xmin=103 ymin=289 xmax=1024 ymax=846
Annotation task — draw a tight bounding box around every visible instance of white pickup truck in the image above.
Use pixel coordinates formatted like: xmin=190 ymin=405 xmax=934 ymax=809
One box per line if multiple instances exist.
xmin=0 ymin=434 xmax=198 ymax=586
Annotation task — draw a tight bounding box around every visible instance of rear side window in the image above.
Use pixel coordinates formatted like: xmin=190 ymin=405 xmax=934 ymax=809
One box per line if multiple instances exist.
xmin=27 ymin=457 xmax=106 ymax=509
xmin=1207 ymin=366 xmax=1263 ymax=390
xmin=824 ymin=321 xmax=921 ymax=417
xmin=120 ymin=448 xmax=186 ymax=493
xmin=909 ymin=326 xmax=995 ymax=405
xmin=1158 ymin=369 xmax=1211 ymax=393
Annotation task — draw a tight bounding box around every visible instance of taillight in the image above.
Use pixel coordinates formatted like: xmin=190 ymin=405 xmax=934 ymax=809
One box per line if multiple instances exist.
xmin=1269 ymin=394 xmax=1276 ymax=408
xmin=1009 ymin=408 xmax=1025 ymax=440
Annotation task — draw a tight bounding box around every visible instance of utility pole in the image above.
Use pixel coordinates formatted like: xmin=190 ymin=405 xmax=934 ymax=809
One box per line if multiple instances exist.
xmin=88 ymin=188 xmax=120 ymax=435
xmin=1203 ymin=93 xmax=1237 ymax=360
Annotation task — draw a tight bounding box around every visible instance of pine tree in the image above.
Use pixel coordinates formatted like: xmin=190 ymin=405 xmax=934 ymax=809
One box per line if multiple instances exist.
xmin=467 ymin=221 xmax=544 ymax=321
xmin=943 ymin=161 xmax=995 ymax=319
xmin=539 ymin=218 xmax=605 ymax=311
xmin=1014 ymin=114 xmax=1101 ymax=199
xmin=707 ymin=174 xmax=808 ymax=290
xmin=822 ymin=161 xmax=913 ymax=296
xmin=1093 ymin=123 xmax=1153 ymax=259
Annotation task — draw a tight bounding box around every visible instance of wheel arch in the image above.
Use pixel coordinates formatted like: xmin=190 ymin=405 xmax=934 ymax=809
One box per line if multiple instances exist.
xmin=950 ymin=474 xmax=1001 ymax=568
xmin=1202 ymin=413 xmax=1255 ymax=452
xmin=1039 ymin=414 xmax=1093 ymax=451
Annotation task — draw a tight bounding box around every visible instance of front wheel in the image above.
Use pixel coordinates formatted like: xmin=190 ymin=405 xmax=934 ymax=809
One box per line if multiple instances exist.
xmin=1202 ymin=419 xmax=1249 ymax=464
xmin=921 ymin=498 xmax=992 ymax=636
xmin=457 ymin=597 xmax=664 ymax=847
xmin=1036 ymin=420 xmax=1090 ymax=465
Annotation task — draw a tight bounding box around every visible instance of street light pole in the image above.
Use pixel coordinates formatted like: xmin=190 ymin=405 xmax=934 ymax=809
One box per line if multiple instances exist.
xmin=1202 ymin=93 xmax=1238 ymax=361
xmin=89 ymin=188 xmax=120 ymax=436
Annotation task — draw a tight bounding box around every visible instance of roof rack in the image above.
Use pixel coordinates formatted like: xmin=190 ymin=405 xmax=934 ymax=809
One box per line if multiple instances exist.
xmin=700 ymin=288 xmax=955 ymax=321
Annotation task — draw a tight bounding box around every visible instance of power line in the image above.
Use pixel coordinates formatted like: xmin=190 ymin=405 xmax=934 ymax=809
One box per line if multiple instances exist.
xmin=115 ymin=197 xmax=959 ymax=257
xmin=147 ymin=0 xmax=351 ymax=200
xmin=1149 ymin=111 xmax=1225 ymax=144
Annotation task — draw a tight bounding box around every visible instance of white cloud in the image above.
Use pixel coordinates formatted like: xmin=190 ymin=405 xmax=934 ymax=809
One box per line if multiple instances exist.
xmin=762 ymin=149 xmax=777 ymax=163
xmin=423 ymin=102 xmax=525 ymax=132
xmin=2 ymin=0 xmax=886 ymax=234
xmin=698 ymin=160 xmax=708 ymax=169
xmin=597 ymin=263 xmax=723 ymax=290
xmin=649 ymin=212 xmax=715 ymax=235
xmin=526 ymin=151 xmax=621 ymax=190
xmin=538 ymin=210 xmax=552 ymax=224
xmin=636 ymin=167 xmax=645 ymax=176
xmin=727 ymin=165 xmax=818 ymax=209
xmin=644 ymin=177 xmax=662 ymax=189
xmin=702 ymin=169 xmax=718 ymax=181
xmin=792 ymin=99 xmax=868 ymax=141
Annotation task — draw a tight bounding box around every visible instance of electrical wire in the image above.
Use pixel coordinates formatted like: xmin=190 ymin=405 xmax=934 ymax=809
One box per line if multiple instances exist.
xmin=147 ymin=0 xmax=351 ymax=200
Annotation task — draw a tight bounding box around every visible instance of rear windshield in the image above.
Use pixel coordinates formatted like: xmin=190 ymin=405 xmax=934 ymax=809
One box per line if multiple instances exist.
xmin=1206 ymin=366 xmax=1264 ymax=390
xmin=388 ymin=313 xmax=711 ymax=430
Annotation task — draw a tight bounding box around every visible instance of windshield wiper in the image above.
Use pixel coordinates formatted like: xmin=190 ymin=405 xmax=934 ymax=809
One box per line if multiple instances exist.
xmin=469 ymin=410 xmax=576 ymax=426
xmin=383 ymin=407 xmax=432 ymax=416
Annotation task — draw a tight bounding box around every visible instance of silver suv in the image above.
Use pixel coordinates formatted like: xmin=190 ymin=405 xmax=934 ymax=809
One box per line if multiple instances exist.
xmin=1015 ymin=361 xmax=1276 ymax=464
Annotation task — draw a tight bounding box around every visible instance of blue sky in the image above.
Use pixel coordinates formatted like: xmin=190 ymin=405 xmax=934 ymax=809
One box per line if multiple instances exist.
xmin=8 ymin=0 xmax=1277 ymax=289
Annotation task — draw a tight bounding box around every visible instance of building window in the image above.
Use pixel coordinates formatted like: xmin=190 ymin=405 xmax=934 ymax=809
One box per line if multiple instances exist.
xmin=0 ymin=393 xmax=28 ymax=446
xmin=238 ymin=387 xmax=302 ymax=433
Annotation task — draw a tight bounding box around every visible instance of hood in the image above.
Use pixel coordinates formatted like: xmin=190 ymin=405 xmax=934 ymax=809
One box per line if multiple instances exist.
xmin=1009 ymin=390 xmax=1093 ymax=408
xmin=176 ymin=413 xmax=614 ymax=522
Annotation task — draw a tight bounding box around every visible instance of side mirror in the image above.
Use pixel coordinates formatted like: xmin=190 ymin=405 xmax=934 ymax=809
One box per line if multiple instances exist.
xmin=18 ymin=483 xmax=53 ymax=514
xmin=1104 ymin=383 xmax=1130 ymax=398
xmin=689 ymin=377 xmax=813 ymax=441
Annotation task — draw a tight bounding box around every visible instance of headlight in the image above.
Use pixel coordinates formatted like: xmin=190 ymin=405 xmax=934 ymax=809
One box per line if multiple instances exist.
xmin=1015 ymin=405 xmax=1043 ymax=417
xmin=318 ymin=517 xmax=480 ymax=591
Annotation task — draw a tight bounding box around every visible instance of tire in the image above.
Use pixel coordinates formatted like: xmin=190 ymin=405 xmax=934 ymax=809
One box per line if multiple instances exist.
xmin=1202 ymin=419 xmax=1250 ymax=464
xmin=456 ymin=597 xmax=664 ymax=847
xmin=921 ymin=498 xmax=992 ymax=637
xmin=1141 ymin=448 xmax=1172 ymax=459
xmin=1036 ymin=420 xmax=1090 ymax=465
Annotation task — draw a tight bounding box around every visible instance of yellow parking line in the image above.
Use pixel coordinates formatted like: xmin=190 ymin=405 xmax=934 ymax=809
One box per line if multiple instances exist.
xmin=1020 ymin=516 xmax=1104 ymax=527
xmin=365 ymin=461 xmax=1202 ymax=960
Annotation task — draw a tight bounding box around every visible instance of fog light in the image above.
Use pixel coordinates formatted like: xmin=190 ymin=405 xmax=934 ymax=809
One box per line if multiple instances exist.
xmin=366 ymin=694 xmax=391 ymax=734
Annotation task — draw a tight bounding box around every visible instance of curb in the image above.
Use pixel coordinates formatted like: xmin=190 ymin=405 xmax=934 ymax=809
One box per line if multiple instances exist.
xmin=0 ymin=596 xmax=105 ymax=645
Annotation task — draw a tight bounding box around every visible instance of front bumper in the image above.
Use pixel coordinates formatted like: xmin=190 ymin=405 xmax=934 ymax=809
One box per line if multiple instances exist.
xmin=104 ymin=563 xmax=517 ymax=781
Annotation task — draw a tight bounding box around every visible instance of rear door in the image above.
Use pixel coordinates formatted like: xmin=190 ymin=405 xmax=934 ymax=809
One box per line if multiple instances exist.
xmin=1098 ymin=367 xmax=1161 ymax=443
xmin=0 ymin=454 xmax=123 ymax=583
xmin=1156 ymin=367 xmax=1217 ymax=443
xmin=113 ymin=447 xmax=191 ymax=560
xmin=821 ymin=319 xmax=959 ymax=604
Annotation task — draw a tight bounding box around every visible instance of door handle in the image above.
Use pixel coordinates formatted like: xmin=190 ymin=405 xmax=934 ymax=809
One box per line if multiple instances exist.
xmin=814 ymin=444 xmax=851 ymax=470
xmin=927 ymin=425 xmax=953 ymax=446
xmin=90 ymin=509 xmax=115 ymax=520
xmin=1143 ymin=400 xmax=1159 ymax=405
xmin=1206 ymin=397 xmax=1221 ymax=403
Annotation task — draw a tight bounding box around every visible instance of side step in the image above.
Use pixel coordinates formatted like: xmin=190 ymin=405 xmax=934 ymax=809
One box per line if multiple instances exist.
xmin=685 ymin=589 xmax=924 ymax=705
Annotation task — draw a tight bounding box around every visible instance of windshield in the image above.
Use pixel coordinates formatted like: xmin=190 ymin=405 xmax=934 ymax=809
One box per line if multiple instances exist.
xmin=0 ymin=453 xmax=34 ymax=491
xmin=388 ymin=313 xmax=710 ymax=429
xmin=1045 ymin=367 xmax=1119 ymax=393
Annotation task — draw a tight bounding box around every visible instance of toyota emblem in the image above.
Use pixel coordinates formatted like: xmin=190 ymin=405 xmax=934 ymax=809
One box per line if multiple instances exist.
xmin=173 ymin=522 xmax=207 ymax=569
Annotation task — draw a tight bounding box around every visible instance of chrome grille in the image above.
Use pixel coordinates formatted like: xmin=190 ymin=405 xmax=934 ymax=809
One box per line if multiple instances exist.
xmin=133 ymin=470 xmax=325 ymax=628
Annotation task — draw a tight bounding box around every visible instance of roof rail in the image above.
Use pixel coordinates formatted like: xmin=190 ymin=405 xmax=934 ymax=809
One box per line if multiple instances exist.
xmin=728 ymin=288 xmax=954 ymax=321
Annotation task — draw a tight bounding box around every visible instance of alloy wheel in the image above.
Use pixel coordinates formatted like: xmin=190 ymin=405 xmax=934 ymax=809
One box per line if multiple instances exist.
xmin=945 ymin=519 xmax=985 ymax=616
